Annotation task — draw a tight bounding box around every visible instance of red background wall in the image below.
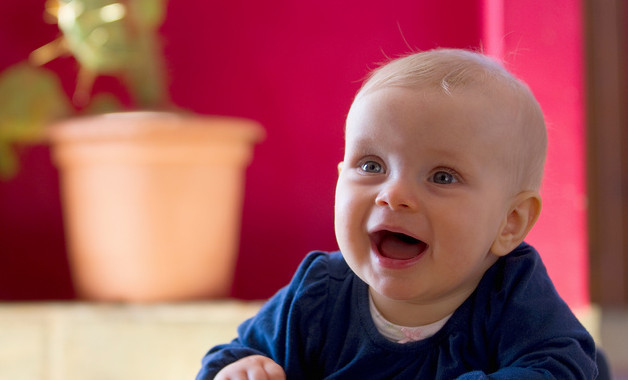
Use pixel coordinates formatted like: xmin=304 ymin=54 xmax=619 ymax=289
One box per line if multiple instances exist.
xmin=0 ymin=0 xmax=587 ymax=308
xmin=496 ymin=0 xmax=588 ymax=309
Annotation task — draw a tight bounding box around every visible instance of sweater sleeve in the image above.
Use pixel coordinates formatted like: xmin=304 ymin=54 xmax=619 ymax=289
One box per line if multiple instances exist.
xmin=195 ymin=251 xmax=331 ymax=380
xmin=456 ymin=244 xmax=597 ymax=379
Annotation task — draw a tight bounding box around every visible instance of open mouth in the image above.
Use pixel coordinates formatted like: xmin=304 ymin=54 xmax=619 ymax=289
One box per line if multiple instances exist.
xmin=370 ymin=230 xmax=428 ymax=261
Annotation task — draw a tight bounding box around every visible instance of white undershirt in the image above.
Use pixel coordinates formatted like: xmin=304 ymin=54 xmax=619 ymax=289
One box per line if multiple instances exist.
xmin=368 ymin=294 xmax=452 ymax=344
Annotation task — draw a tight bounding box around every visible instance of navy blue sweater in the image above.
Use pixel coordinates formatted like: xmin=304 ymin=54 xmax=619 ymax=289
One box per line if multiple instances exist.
xmin=197 ymin=243 xmax=597 ymax=379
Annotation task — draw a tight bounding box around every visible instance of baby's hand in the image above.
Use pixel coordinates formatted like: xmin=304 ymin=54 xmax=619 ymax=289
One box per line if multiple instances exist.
xmin=215 ymin=355 xmax=286 ymax=380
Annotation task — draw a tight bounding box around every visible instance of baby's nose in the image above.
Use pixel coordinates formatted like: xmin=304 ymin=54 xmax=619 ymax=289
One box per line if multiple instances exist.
xmin=375 ymin=178 xmax=419 ymax=210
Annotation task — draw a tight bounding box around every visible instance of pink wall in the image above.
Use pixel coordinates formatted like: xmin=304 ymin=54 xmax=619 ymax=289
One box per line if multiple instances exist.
xmin=0 ymin=0 xmax=587 ymax=307
xmin=497 ymin=0 xmax=589 ymax=309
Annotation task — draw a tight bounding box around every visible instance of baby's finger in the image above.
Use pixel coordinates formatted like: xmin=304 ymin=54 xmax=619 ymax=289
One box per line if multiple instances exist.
xmin=243 ymin=364 xmax=284 ymax=380
xmin=261 ymin=359 xmax=286 ymax=380
xmin=215 ymin=369 xmax=248 ymax=380
xmin=245 ymin=365 xmax=270 ymax=380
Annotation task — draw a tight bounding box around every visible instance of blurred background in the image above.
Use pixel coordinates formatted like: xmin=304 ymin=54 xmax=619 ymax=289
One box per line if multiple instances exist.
xmin=0 ymin=0 xmax=626 ymax=377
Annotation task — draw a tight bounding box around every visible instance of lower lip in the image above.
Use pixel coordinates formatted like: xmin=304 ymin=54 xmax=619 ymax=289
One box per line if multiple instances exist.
xmin=371 ymin=246 xmax=425 ymax=269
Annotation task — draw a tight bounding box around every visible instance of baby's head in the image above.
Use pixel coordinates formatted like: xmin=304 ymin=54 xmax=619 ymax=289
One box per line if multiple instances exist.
xmin=334 ymin=49 xmax=547 ymax=323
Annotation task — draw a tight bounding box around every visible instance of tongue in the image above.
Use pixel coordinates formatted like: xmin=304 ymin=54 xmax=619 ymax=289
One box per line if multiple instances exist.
xmin=379 ymin=233 xmax=423 ymax=260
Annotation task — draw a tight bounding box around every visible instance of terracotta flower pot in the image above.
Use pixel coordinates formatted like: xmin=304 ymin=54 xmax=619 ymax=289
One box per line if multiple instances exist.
xmin=48 ymin=112 xmax=264 ymax=301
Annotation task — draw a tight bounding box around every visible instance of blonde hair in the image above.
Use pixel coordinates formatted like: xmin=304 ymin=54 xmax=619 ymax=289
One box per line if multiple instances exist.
xmin=355 ymin=48 xmax=547 ymax=191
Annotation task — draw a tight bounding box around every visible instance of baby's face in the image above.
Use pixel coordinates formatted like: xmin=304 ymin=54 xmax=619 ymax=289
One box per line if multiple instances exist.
xmin=335 ymin=86 xmax=517 ymax=312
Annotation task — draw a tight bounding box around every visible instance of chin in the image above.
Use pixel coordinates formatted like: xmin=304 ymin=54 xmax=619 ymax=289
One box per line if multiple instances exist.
xmin=368 ymin=277 xmax=423 ymax=301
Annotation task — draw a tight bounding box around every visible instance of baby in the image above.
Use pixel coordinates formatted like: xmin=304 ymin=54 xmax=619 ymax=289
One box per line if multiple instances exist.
xmin=196 ymin=48 xmax=597 ymax=379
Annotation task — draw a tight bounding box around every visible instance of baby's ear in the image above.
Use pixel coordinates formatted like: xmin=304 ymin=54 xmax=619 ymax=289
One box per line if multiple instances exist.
xmin=491 ymin=191 xmax=542 ymax=256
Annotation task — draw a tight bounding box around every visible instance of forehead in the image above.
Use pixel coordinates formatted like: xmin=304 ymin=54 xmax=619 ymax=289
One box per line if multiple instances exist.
xmin=346 ymin=86 xmax=515 ymax=145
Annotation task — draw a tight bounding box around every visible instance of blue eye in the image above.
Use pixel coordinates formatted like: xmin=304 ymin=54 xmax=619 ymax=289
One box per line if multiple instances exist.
xmin=432 ymin=170 xmax=457 ymax=184
xmin=360 ymin=161 xmax=383 ymax=173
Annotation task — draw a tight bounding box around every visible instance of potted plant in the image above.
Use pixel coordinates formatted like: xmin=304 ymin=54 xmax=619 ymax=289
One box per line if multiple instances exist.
xmin=0 ymin=0 xmax=264 ymax=301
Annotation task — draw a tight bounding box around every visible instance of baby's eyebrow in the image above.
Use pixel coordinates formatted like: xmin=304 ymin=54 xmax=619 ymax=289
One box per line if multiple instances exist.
xmin=355 ymin=138 xmax=374 ymax=147
xmin=348 ymin=139 xmax=385 ymax=158
xmin=348 ymin=135 xmax=376 ymax=149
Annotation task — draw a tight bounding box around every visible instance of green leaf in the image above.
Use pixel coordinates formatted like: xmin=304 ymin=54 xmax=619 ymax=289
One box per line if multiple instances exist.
xmin=0 ymin=63 xmax=73 ymax=143
xmin=129 ymin=0 xmax=167 ymax=29
xmin=82 ymin=92 xmax=123 ymax=114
